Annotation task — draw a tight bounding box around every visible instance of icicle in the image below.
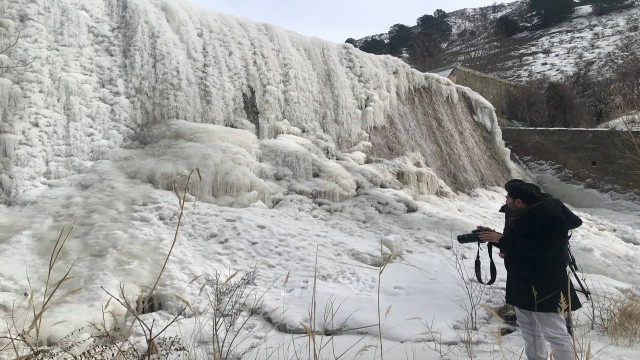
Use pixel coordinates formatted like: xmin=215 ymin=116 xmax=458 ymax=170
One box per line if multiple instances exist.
xmin=0 ymin=173 xmax=14 ymax=197
xmin=0 ymin=134 xmax=17 ymax=160
xmin=0 ymin=78 xmax=11 ymax=110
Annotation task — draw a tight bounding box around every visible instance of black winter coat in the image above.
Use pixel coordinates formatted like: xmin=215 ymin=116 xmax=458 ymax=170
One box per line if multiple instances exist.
xmin=498 ymin=202 xmax=582 ymax=312
xmin=543 ymin=195 xmax=583 ymax=230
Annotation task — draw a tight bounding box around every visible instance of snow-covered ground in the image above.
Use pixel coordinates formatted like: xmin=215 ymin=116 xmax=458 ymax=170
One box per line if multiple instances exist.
xmin=1 ymin=153 xmax=639 ymax=359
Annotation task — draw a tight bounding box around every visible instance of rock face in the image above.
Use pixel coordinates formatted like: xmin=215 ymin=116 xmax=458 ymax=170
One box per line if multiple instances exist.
xmin=0 ymin=0 xmax=515 ymax=201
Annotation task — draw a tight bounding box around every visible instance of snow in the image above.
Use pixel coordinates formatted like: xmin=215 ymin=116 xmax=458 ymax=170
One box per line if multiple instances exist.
xmin=598 ymin=112 xmax=640 ymax=131
xmin=575 ymin=5 xmax=594 ymax=17
xmin=434 ymin=68 xmax=454 ymax=78
xmin=0 ymin=0 xmax=639 ymax=359
xmin=2 ymin=161 xmax=640 ymax=359
xmin=436 ymin=1 xmax=640 ymax=83
xmin=498 ymin=3 xmax=640 ymax=81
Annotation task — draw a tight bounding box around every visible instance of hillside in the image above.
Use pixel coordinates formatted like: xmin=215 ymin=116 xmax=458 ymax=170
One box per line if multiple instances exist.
xmin=349 ymin=0 xmax=640 ymax=82
xmin=350 ymin=1 xmax=640 ymax=130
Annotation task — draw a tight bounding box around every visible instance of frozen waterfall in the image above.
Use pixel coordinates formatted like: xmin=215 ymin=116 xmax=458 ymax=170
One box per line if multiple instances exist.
xmin=0 ymin=0 xmax=515 ymax=205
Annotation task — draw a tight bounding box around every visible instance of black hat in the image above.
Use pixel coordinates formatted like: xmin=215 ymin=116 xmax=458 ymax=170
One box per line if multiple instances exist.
xmin=525 ymin=182 xmax=543 ymax=197
xmin=504 ymin=179 xmax=524 ymax=192
xmin=507 ymin=182 xmax=542 ymax=205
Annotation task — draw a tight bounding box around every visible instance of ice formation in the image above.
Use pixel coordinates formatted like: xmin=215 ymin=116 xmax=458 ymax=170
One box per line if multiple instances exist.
xmin=0 ymin=0 xmax=515 ymax=206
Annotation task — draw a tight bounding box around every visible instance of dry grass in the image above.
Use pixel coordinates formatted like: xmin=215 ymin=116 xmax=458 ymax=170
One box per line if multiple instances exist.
xmin=439 ymin=235 xmax=489 ymax=359
xmin=101 ymin=168 xmax=201 ymax=359
xmin=588 ymin=283 xmax=640 ymax=348
xmin=608 ymin=292 xmax=640 ymax=346
xmin=295 ymin=247 xmax=377 ymax=360
xmin=0 ymin=222 xmax=77 ymax=359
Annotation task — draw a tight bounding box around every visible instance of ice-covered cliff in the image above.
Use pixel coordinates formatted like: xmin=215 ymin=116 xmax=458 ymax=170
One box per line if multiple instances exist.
xmin=0 ymin=0 xmax=514 ymax=206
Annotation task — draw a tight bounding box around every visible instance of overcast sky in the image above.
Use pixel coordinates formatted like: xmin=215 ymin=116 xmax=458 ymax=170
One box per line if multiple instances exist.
xmin=189 ymin=0 xmax=518 ymax=43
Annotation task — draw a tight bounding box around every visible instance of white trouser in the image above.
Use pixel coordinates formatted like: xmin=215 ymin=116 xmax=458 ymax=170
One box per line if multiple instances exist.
xmin=515 ymin=307 xmax=574 ymax=360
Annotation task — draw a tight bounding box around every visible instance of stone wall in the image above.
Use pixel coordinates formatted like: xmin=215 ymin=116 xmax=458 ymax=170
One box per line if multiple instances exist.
xmin=501 ymin=128 xmax=640 ymax=192
xmin=448 ymin=66 xmax=520 ymax=120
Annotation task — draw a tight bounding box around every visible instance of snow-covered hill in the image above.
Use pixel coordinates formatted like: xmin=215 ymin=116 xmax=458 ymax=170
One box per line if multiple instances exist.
xmin=489 ymin=2 xmax=640 ymax=80
xmin=351 ymin=1 xmax=640 ymax=82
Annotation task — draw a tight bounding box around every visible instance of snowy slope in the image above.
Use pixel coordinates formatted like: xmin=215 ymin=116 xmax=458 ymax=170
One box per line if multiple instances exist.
xmin=351 ymin=1 xmax=640 ymax=82
xmin=446 ymin=1 xmax=640 ymax=81
xmin=497 ymin=4 xmax=640 ymax=80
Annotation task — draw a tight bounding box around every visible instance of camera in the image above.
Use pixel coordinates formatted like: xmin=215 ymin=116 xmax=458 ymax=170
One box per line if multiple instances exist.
xmin=457 ymin=227 xmax=492 ymax=244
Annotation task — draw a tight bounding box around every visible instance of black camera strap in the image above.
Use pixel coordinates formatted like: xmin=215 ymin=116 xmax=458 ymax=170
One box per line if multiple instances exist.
xmin=475 ymin=242 xmax=496 ymax=285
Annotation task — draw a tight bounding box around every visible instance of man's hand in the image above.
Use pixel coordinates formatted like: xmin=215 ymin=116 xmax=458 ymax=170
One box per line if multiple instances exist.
xmin=477 ymin=230 xmax=502 ymax=244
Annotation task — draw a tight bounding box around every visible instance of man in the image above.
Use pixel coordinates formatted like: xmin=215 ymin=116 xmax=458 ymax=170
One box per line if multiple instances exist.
xmin=499 ymin=179 xmax=583 ymax=337
xmin=479 ymin=182 xmax=581 ymax=360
